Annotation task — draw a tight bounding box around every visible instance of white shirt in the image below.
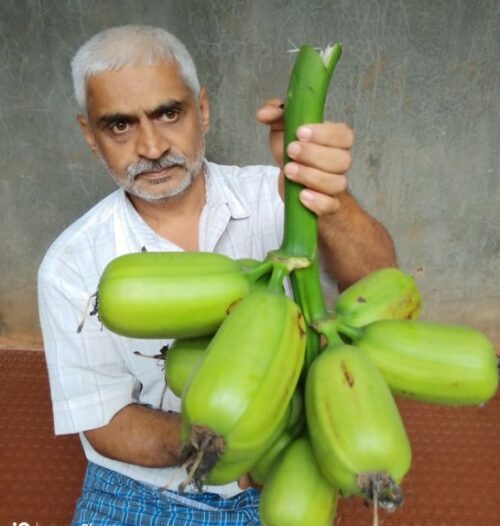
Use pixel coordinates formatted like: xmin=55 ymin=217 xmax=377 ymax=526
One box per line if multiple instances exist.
xmin=38 ymin=161 xmax=336 ymax=497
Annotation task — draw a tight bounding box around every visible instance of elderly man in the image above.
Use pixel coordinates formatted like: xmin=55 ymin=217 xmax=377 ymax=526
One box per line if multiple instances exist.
xmin=38 ymin=25 xmax=396 ymax=525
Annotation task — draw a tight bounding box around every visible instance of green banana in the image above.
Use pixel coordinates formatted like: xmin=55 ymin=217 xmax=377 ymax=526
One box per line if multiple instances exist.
xmin=344 ymin=319 xmax=498 ymax=405
xmin=259 ymin=437 xmax=338 ymax=526
xmin=306 ymin=344 xmax=411 ymax=507
xmin=284 ymin=386 xmax=305 ymax=433
xmin=179 ymin=288 xmax=306 ymax=488
xmin=164 ymin=336 xmax=211 ymax=398
xmin=249 ymin=432 xmax=294 ymax=486
xmin=334 ymin=268 xmax=422 ymax=327
xmin=249 ymin=388 xmax=305 ymax=485
xmin=96 ymin=252 xmax=264 ymax=339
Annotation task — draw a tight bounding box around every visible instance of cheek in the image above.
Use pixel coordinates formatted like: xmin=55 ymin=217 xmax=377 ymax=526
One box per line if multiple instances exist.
xmin=96 ymin=139 xmax=133 ymax=173
xmin=179 ymin=112 xmax=203 ymax=143
xmin=187 ymin=119 xmax=206 ymax=154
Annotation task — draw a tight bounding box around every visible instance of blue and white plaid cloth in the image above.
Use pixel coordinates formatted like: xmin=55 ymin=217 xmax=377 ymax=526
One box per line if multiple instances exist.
xmin=71 ymin=463 xmax=261 ymax=526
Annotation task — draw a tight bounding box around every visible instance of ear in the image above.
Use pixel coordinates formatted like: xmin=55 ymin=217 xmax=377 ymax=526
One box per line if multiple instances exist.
xmin=198 ymin=87 xmax=210 ymax=135
xmin=77 ymin=115 xmax=100 ymax=157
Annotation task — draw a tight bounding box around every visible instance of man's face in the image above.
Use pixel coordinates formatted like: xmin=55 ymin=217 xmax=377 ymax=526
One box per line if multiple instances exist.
xmin=78 ymin=61 xmax=209 ymax=202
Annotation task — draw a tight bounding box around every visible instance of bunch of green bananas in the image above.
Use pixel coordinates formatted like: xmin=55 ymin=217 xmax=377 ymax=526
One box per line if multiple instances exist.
xmin=151 ymin=264 xmax=496 ymax=523
xmin=91 ymin=44 xmax=498 ymax=525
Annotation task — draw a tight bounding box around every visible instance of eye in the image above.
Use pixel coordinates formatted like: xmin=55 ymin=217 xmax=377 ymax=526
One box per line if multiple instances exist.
xmin=110 ymin=121 xmax=131 ymax=135
xmin=159 ymin=109 xmax=180 ymax=123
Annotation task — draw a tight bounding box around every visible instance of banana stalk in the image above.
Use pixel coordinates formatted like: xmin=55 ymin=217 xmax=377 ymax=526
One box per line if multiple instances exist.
xmin=305 ymin=344 xmax=411 ymax=508
xmin=281 ymin=44 xmax=342 ymax=261
xmin=96 ymin=252 xmax=271 ymax=339
xmin=341 ymin=319 xmax=498 ymax=405
xmin=278 ymin=44 xmax=344 ymax=366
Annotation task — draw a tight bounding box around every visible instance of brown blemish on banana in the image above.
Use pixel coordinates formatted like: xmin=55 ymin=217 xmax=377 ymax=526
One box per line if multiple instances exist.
xmin=296 ymin=312 xmax=306 ymax=337
xmin=225 ymin=299 xmax=242 ymax=315
xmin=341 ymin=360 xmax=354 ymax=387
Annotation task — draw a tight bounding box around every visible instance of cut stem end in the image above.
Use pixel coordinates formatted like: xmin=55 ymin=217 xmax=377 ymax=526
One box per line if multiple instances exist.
xmin=178 ymin=425 xmax=225 ymax=492
xmin=357 ymin=471 xmax=404 ymax=511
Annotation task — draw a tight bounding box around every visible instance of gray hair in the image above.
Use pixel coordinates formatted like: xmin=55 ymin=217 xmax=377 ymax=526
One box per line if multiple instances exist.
xmin=71 ymin=25 xmax=200 ymax=113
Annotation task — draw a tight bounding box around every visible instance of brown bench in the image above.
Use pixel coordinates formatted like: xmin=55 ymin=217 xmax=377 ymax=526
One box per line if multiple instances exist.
xmin=1 ymin=348 xmax=498 ymax=525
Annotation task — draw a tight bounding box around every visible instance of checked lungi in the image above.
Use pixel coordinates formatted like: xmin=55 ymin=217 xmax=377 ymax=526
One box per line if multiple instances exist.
xmin=71 ymin=462 xmax=261 ymax=526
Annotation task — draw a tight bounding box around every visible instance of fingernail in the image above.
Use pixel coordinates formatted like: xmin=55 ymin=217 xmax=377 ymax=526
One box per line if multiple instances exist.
xmin=287 ymin=142 xmax=301 ymax=157
xmin=300 ymin=189 xmax=314 ymax=203
xmin=284 ymin=162 xmax=299 ymax=177
xmin=297 ymin=126 xmax=312 ymax=140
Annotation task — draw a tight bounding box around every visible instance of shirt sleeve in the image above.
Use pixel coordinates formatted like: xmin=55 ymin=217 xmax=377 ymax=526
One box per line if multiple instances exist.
xmin=38 ymin=250 xmax=141 ymax=435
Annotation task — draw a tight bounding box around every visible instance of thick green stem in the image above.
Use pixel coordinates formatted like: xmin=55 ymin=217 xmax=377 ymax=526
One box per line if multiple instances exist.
xmin=280 ymin=43 xmax=342 ymax=364
xmin=290 ymin=257 xmax=328 ymax=367
xmin=289 ymin=257 xmax=324 ymax=323
xmin=280 ymin=44 xmax=342 ymax=260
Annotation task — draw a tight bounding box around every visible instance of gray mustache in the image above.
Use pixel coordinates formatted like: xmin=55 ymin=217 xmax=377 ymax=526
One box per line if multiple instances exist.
xmin=127 ymin=154 xmax=187 ymax=178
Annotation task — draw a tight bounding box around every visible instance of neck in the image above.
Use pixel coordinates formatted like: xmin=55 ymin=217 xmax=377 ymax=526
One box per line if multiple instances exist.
xmin=128 ymin=168 xmax=206 ymax=251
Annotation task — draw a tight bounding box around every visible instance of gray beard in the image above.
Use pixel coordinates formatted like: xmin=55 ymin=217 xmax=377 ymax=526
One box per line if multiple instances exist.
xmin=100 ymin=148 xmax=205 ymax=203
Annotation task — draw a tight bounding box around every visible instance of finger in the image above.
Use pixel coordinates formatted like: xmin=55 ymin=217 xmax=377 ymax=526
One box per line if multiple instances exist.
xmin=287 ymin=141 xmax=353 ymax=174
xmin=238 ymin=474 xmax=252 ymax=489
xmin=284 ymin=162 xmax=347 ymax=196
xmin=299 ymin=189 xmax=341 ymax=216
xmin=295 ymin=122 xmax=354 ymax=149
xmin=256 ymin=98 xmax=285 ymax=126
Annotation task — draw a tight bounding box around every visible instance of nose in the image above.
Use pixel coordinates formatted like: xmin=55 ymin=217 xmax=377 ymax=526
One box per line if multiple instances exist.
xmin=136 ymin=121 xmax=170 ymax=160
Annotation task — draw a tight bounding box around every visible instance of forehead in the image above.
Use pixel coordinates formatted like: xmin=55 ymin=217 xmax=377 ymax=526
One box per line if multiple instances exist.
xmin=85 ymin=60 xmax=193 ymax=118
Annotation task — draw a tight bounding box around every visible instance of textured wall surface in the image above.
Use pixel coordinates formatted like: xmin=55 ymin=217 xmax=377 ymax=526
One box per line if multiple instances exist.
xmin=0 ymin=0 xmax=499 ymax=348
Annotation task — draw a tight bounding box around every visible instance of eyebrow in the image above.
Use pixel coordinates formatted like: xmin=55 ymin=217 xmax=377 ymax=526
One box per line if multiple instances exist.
xmin=96 ymin=99 xmax=185 ymax=128
xmin=97 ymin=112 xmax=135 ymax=129
xmin=148 ymin=100 xmax=185 ymax=119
